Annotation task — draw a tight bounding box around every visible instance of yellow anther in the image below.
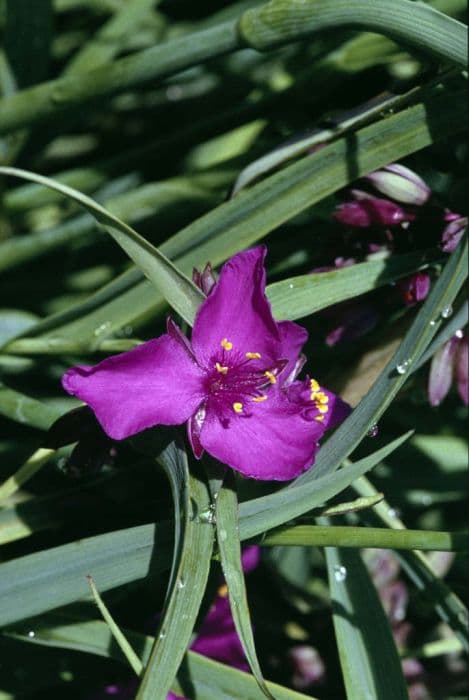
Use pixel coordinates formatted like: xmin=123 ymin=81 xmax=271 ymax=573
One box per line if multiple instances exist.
xmin=215 ymin=362 xmax=228 ymax=374
xmin=246 ymin=352 xmax=262 ymax=360
xmin=310 ymin=392 xmax=318 ymax=402
xmin=221 ymin=338 xmax=233 ymax=350
xmin=310 ymin=378 xmax=320 ymax=392
xmin=315 ymin=392 xmax=329 ymax=404
xmin=233 ymin=402 xmax=243 ymax=414
xmin=314 ymin=415 xmax=325 ymax=422
xmin=217 ymin=583 xmax=228 ymax=597
xmin=317 ymin=404 xmax=329 ymax=414
xmin=264 ymin=371 xmax=277 ymax=384
xmin=252 ymin=394 xmax=268 ymax=403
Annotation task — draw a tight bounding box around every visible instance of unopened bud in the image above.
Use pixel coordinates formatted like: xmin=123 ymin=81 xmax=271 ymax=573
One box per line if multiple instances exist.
xmin=192 ymin=262 xmax=217 ymax=296
xmin=366 ymin=163 xmax=431 ymax=206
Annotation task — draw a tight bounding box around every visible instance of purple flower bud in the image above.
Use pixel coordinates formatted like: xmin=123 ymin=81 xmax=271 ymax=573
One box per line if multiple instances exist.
xmin=334 ymin=195 xmax=413 ymax=228
xmin=366 ymin=164 xmax=431 ymax=206
xmin=396 ymin=272 xmax=431 ymax=306
xmin=380 ymin=580 xmax=409 ymax=624
xmin=428 ymin=337 xmax=459 ymax=406
xmin=288 ymin=645 xmax=326 ymax=689
xmin=456 ymin=336 xmax=468 ymax=405
xmin=441 ymin=215 xmax=467 ymax=253
xmin=192 ymin=262 xmax=217 ymax=296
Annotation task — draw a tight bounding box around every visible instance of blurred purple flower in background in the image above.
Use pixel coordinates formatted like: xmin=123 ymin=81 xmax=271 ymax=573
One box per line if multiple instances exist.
xmin=63 ymin=247 xmax=349 ymax=481
xmin=428 ymin=332 xmax=468 ymax=407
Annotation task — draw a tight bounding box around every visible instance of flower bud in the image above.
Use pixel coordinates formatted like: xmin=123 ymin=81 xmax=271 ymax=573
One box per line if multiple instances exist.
xmin=428 ymin=337 xmax=459 ymax=406
xmin=441 ymin=215 xmax=467 ymax=253
xmin=456 ymin=336 xmax=468 ymax=405
xmin=366 ymin=164 xmax=431 ymax=206
xmin=192 ymin=262 xmax=217 ymax=296
xmin=334 ymin=195 xmax=412 ymax=228
xmin=288 ymin=645 xmax=325 ymax=689
xmin=396 ymin=272 xmax=430 ymax=306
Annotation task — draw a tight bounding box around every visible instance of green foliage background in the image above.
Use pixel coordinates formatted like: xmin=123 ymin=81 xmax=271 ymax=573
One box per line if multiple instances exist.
xmin=0 ymin=1 xmax=467 ymax=698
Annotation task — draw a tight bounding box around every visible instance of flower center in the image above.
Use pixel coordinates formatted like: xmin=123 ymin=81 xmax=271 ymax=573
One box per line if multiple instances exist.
xmin=206 ymin=338 xmax=286 ymax=414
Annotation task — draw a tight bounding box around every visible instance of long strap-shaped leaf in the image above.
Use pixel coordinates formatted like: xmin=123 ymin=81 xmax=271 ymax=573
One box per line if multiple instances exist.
xmin=0 ymin=0 xmax=465 ymax=135
xmin=324 ymin=542 xmax=408 ymax=700
xmin=4 ymin=85 xmax=466 ymax=353
xmin=208 ymin=467 xmax=274 ymax=699
xmin=0 ymin=433 xmax=408 ymax=627
xmin=135 ymin=443 xmax=214 ymax=700
xmin=8 ymin=616 xmax=316 ymax=700
xmin=0 ymin=167 xmax=204 ymax=327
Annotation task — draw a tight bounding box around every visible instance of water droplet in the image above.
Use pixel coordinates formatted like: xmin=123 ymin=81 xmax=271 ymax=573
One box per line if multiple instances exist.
xmin=367 ymin=424 xmax=379 ymax=438
xmin=387 ymin=507 xmax=400 ymax=519
xmin=27 ymin=631 xmax=35 ymax=638
xmin=455 ymin=329 xmax=464 ymax=339
xmin=289 ymin=283 xmax=294 ymax=290
xmin=333 ymin=565 xmax=347 ymax=582
xmin=199 ymin=507 xmax=216 ymax=524
xmin=429 ymin=319 xmax=437 ymax=326
xmin=396 ymin=359 xmax=411 ymax=375
xmin=93 ymin=321 xmax=112 ymax=337
xmin=176 ymin=579 xmax=185 ymax=590
xmin=441 ymin=306 xmax=453 ymax=319
xmin=158 ymin=631 xmax=166 ymax=640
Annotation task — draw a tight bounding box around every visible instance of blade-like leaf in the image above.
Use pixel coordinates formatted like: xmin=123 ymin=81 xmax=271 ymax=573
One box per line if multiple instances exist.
xmin=209 ymin=467 xmax=274 ymax=699
xmin=0 ymin=167 xmax=204 ymax=326
xmin=135 ymin=442 xmax=214 ymax=700
xmin=325 ymin=544 xmax=408 ymax=700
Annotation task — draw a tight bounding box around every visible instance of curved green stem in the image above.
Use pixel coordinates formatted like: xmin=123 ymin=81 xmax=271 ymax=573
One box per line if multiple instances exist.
xmin=239 ymin=0 xmax=468 ymax=66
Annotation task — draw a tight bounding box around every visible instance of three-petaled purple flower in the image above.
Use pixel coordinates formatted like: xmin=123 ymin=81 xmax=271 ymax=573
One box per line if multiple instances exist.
xmin=62 ymin=247 xmax=349 ymax=480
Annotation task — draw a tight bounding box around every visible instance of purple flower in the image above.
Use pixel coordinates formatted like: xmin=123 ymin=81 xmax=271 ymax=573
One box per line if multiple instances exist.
xmin=396 ymin=273 xmax=431 ymax=306
xmin=365 ymin=164 xmax=431 ymax=206
xmin=428 ymin=333 xmax=468 ymax=407
xmin=63 ymin=247 xmax=349 ymax=481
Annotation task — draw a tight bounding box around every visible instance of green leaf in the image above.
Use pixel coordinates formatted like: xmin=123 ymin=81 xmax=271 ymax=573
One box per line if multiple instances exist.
xmin=239 ymin=0 xmax=468 ymax=66
xmin=239 ymin=431 xmax=413 ymax=541
xmin=8 ymin=615 xmax=315 ymax=699
xmin=135 ymin=442 xmax=214 ymax=700
xmin=5 ymin=84 xmax=466 ymax=353
xmin=261 ymin=524 xmax=469 ymax=551
xmin=325 ymin=544 xmax=408 ymax=700
xmin=267 ymin=250 xmax=440 ymax=321
xmin=0 ymin=166 xmax=204 ymax=326
xmin=209 ymin=467 xmax=274 ymax=699
xmin=0 ymin=383 xmax=62 ymax=430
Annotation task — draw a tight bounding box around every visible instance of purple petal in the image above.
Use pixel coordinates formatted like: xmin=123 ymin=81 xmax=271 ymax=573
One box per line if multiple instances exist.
xmin=191 ymin=247 xmax=282 ymax=367
xmin=334 ymin=197 xmax=412 ymax=228
xmin=428 ymin=337 xmax=459 ymax=407
xmin=191 ymin=595 xmax=248 ymax=671
xmin=441 ymin=215 xmax=467 ymax=253
xmin=241 ymin=545 xmax=261 ymax=573
xmin=456 ymin=336 xmax=468 ymax=405
xmin=325 ymin=304 xmax=379 ymax=346
xmin=397 ymin=272 xmax=431 ymax=306
xmin=62 ymin=335 xmax=205 ymax=440
xmin=199 ymin=387 xmax=325 ymax=480
xmin=286 ymin=378 xmax=351 ymax=431
xmin=277 ymin=320 xmax=308 ymax=383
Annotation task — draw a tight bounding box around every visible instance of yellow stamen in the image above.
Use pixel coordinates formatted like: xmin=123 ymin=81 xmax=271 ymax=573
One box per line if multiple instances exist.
xmin=315 ymin=392 xmax=329 ymax=404
xmin=215 ymin=362 xmax=228 ymax=374
xmin=252 ymin=394 xmax=268 ymax=403
xmin=221 ymin=338 xmax=233 ymax=350
xmin=264 ymin=371 xmax=277 ymax=384
xmin=246 ymin=352 xmax=262 ymax=360
xmin=317 ymin=404 xmax=329 ymax=414
xmin=310 ymin=378 xmax=320 ymax=392
xmin=233 ymin=402 xmax=243 ymax=414
xmin=217 ymin=583 xmax=228 ymax=597
xmin=314 ymin=415 xmax=325 ymax=422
